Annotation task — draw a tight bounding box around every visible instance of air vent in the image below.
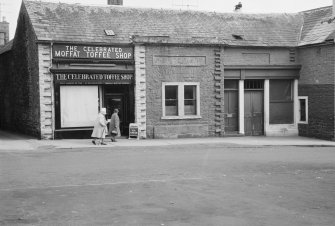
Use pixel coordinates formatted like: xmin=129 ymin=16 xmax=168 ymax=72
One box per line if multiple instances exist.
xmin=289 ymin=49 xmax=296 ymax=62
xmin=244 ymin=80 xmax=264 ymax=90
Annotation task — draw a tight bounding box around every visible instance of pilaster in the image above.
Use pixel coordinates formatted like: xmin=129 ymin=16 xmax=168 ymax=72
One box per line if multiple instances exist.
xmin=238 ymin=80 xmax=245 ymax=134
xmin=38 ymin=43 xmax=54 ymax=139
xmin=213 ymin=48 xmax=225 ymax=136
xmin=134 ymin=45 xmax=147 ymax=138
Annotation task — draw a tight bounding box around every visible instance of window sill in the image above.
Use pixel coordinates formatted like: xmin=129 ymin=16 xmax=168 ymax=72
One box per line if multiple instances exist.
xmin=298 ymin=121 xmax=308 ymax=124
xmin=161 ymin=115 xmax=202 ymax=120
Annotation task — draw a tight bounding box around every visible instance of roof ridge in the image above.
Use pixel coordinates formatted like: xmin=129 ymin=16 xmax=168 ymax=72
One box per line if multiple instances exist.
xmin=25 ymin=0 xmax=300 ymax=18
xmin=300 ymin=5 xmax=332 ymax=14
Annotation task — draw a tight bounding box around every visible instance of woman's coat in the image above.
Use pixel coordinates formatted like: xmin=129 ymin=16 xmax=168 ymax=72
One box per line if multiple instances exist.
xmin=91 ymin=113 xmax=108 ymax=138
xmin=109 ymin=113 xmax=121 ymax=137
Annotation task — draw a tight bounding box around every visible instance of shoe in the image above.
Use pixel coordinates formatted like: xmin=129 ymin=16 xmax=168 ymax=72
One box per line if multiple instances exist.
xmin=101 ymin=143 xmax=107 ymax=145
xmin=92 ymin=140 xmax=96 ymax=145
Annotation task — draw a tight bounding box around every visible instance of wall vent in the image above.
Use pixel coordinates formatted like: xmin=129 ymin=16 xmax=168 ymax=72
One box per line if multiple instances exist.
xmin=289 ymin=49 xmax=296 ymax=62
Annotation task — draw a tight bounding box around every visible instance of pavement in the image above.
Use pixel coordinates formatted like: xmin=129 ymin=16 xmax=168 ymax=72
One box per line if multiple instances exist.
xmin=1 ymin=129 xmax=334 ymax=151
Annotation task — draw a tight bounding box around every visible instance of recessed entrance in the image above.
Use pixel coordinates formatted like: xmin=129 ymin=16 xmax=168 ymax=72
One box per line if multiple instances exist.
xmin=244 ymin=80 xmax=264 ymax=136
xmin=104 ymin=84 xmax=135 ymax=136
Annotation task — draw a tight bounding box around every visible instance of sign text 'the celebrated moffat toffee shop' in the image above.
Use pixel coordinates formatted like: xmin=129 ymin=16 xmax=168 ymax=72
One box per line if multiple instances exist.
xmin=52 ymin=44 xmax=134 ymax=60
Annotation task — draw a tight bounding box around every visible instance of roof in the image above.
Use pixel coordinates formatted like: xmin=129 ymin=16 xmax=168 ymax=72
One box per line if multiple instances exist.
xmin=0 ymin=40 xmax=13 ymax=55
xmin=299 ymin=6 xmax=335 ymax=46
xmin=23 ymin=0 xmax=305 ymax=47
xmin=22 ymin=1 xmax=334 ymax=47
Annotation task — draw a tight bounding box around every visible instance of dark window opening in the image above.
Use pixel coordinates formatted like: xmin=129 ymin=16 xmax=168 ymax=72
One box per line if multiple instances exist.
xmin=165 ymin=86 xmax=178 ymax=116
xmin=232 ymin=34 xmax=244 ymax=40
xmin=298 ymin=98 xmax=308 ymax=123
xmin=224 ymin=80 xmax=238 ymax=90
xmin=184 ymin=85 xmax=196 ymax=115
xmin=270 ymin=80 xmax=293 ymax=124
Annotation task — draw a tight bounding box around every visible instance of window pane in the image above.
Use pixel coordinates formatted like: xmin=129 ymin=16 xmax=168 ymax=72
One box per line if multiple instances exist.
xmin=184 ymin=85 xmax=196 ymax=115
xmin=165 ymin=86 xmax=178 ymax=116
xmin=299 ymin=99 xmax=306 ymax=121
xmin=224 ymin=80 xmax=238 ymax=89
xmin=270 ymin=102 xmax=294 ymax=124
xmin=270 ymin=80 xmax=292 ymax=101
xmin=165 ymin=86 xmax=177 ymax=99
xmin=184 ymin=85 xmax=195 ymax=99
xmin=269 ymin=80 xmax=293 ymax=124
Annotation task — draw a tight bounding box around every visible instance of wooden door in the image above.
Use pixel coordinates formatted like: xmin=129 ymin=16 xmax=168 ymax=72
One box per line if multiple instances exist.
xmin=244 ymin=91 xmax=264 ymax=136
xmin=224 ymin=90 xmax=238 ymax=133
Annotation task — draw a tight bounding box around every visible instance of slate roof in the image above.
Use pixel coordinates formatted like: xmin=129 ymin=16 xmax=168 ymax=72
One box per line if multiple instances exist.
xmin=299 ymin=6 xmax=335 ymax=46
xmin=22 ymin=0 xmax=334 ymax=47
xmin=0 ymin=40 xmax=13 ymax=55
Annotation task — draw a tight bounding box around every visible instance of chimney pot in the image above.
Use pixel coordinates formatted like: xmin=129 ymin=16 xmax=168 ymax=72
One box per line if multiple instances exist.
xmin=108 ymin=0 xmax=123 ymax=5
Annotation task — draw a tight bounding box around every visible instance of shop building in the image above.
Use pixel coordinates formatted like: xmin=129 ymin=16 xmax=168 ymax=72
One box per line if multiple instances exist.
xmin=0 ymin=0 xmax=334 ymax=140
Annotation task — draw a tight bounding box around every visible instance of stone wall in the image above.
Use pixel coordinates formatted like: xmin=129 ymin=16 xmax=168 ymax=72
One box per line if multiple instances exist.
xmin=38 ymin=44 xmax=53 ymax=139
xmin=144 ymin=45 xmax=224 ymax=139
xmin=0 ymin=5 xmax=41 ymax=137
xmin=0 ymin=50 xmax=13 ymax=129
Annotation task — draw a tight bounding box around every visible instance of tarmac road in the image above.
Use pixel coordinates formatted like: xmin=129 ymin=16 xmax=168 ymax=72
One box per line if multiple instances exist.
xmin=0 ymin=144 xmax=335 ymax=226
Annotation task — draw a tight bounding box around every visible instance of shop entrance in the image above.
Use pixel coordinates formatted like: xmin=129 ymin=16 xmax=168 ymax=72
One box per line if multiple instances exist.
xmin=104 ymin=84 xmax=134 ymax=136
xmin=244 ymin=80 xmax=264 ymax=136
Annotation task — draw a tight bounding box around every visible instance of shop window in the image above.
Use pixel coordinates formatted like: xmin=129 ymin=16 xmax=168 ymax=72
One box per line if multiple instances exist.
xmin=60 ymin=86 xmax=99 ymax=127
xmin=162 ymin=82 xmax=200 ymax=119
xmin=269 ymin=80 xmax=293 ymax=124
xmin=298 ymin=96 xmax=308 ymax=124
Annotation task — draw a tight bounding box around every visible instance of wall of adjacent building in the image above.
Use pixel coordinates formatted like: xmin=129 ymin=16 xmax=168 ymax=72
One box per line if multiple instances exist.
xmin=0 ymin=50 xmax=13 ymax=129
xmin=0 ymin=5 xmax=41 ymax=137
xmin=298 ymin=44 xmax=335 ymax=140
xmin=224 ymin=47 xmax=300 ymax=136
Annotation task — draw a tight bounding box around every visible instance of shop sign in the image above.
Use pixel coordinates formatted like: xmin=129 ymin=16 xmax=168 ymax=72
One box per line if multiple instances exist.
xmin=129 ymin=123 xmax=139 ymax=140
xmin=53 ymin=44 xmax=133 ymax=60
xmin=54 ymin=73 xmax=134 ymax=84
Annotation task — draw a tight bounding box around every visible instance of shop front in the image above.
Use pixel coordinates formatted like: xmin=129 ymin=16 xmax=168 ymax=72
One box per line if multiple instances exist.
xmin=51 ymin=44 xmax=135 ymax=139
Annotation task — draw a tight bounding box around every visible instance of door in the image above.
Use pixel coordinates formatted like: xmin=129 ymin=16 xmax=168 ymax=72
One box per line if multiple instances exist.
xmin=244 ymin=91 xmax=264 ymax=136
xmin=224 ymin=90 xmax=238 ymax=133
xmin=105 ymin=94 xmax=128 ymax=135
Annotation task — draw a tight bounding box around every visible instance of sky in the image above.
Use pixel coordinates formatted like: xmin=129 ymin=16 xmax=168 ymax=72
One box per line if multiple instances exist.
xmin=1 ymin=0 xmax=333 ymax=39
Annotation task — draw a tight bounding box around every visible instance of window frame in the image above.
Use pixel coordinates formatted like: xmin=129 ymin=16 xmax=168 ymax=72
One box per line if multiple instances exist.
xmin=298 ymin=96 xmax=308 ymax=124
xmin=269 ymin=79 xmax=294 ymax=124
xmin=162 ymin=82 xmax=201 ymax=119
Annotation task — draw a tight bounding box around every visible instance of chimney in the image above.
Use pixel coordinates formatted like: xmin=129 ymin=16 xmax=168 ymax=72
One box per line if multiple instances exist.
xmin=107 ymin=0 xmax=123 ymax=5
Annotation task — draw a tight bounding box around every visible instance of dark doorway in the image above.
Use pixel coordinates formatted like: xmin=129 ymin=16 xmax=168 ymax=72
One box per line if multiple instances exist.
xmin=104 ymin=84 xmax=134 ymax=136
xmin=244 ymin=80 xmax=264 ymax=136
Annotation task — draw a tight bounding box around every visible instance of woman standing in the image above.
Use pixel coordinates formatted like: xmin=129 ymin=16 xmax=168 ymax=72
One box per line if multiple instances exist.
xmin=91 ymin=108 xmax=108 ymax=145
xmin=109 ymin=108 xmax=121 ymax=142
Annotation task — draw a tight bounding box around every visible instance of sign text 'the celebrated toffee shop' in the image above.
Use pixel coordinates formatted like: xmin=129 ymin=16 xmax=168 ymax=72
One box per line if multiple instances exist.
xmin=53 ymin=44 xmax=133 ymax=60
